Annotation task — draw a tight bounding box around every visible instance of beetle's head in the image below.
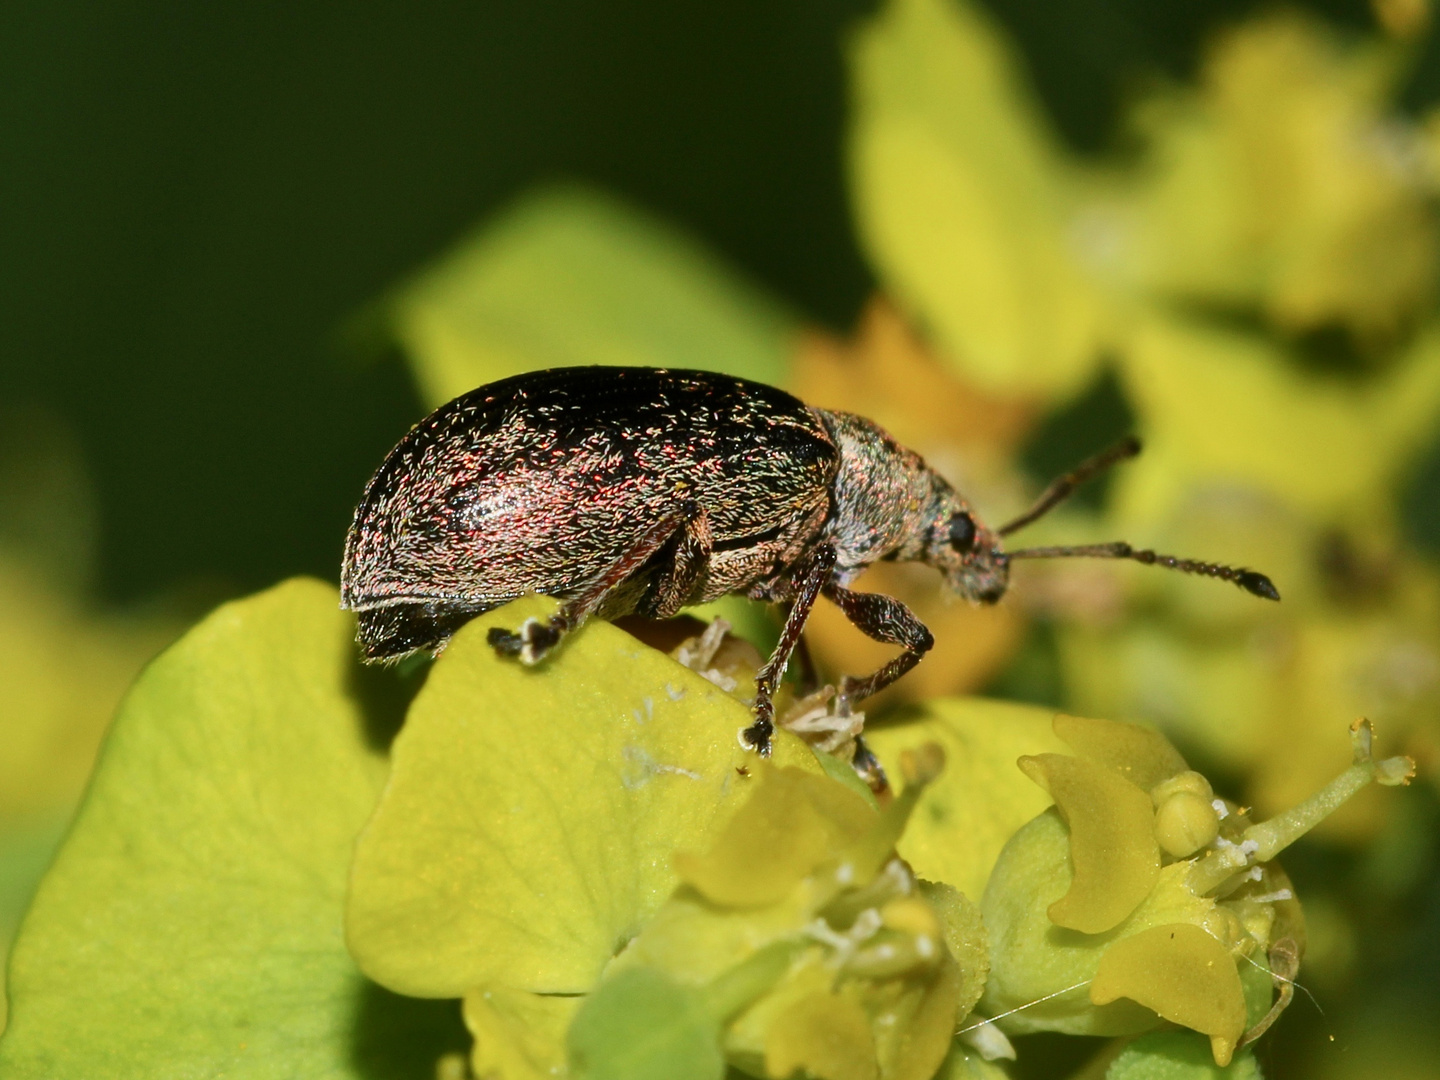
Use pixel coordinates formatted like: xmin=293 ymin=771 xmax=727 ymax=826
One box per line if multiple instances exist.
xmin=923 ymin=501 xmax=1011 ymax=605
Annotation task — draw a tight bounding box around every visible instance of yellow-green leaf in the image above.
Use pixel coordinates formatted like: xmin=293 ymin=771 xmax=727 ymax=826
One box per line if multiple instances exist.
xmin=764 ymin=988 xmax=878 ymax=1080
xmin=568 ymin=967 xmax=724 ymax=1080
xmin=1091 ymin=924 xmax=1248 ymax=1067
xmin=1052 ymin=714 xmax=1188 ymax=793
xmin=346 ymin=596 xmax=821 ymax=998
xmin=1124 ymin=13 xmax=1435 ymax=342
xmin=0 ymin=814 xmax=68 ymax=1034
xmin=674 ymin=763 xmax=875 ymax=908
xmin=933 ymin=1044 xmax=1014 ymax=1080
xmin=464 ymin=984 xmax=579 ymax=1080
xmin=1114 ymin=314 xmax=1440 ymax=522
xmin=1106 ymin=1031 xmax=1262 ymax=1080
xmin=918 ymin=880 xmax=989 ymax=1025
xmin=0 ymin=579 xmax=460 ymax=1077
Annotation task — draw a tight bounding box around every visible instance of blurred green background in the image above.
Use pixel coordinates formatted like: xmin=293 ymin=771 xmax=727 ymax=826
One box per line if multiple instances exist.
xmin=6 ymin=0 xmax=1439 ymax=601
xmin=5 ymin=0 xmax=1440 ymax=1077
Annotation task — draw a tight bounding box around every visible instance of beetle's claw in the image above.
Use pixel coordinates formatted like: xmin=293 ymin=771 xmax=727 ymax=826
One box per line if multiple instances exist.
xmin=488 ymin=618 xmax=560 ymax=665
xmin=738 ymin=717 xmax=774 ymax=757
xmin=851 ymin=736 xmax=890 ymax=798
xmin=518 ymin=618 xmax=559 ymax=664
xmin=487 ymin=626 xmax=523 ymax=656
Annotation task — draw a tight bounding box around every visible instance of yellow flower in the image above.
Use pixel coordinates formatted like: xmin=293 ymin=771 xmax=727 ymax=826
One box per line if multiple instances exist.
xmin=1125 ymin=12 xmax=1436 ymax=346
xmin=1058 ymin=495 xmax=1440 ymax=838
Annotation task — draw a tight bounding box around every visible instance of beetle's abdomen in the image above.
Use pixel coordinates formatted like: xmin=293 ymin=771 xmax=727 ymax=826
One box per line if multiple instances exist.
xmin=341 ymin=368 xmax=837 ymax=650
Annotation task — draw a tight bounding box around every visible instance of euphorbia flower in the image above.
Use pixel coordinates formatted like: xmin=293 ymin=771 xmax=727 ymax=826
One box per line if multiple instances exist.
xmin=981 ymin=713 xmax=1413 ymax=1065
xmin=579 ymin=745 xmax=990 ymax=1080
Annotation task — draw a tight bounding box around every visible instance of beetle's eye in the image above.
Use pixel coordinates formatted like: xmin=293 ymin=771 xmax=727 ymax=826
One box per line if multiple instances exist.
xmin=948 ymin=512 xmax=977 ymax=553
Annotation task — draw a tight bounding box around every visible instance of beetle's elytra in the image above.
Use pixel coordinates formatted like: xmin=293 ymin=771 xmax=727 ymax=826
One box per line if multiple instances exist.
xmin=341 ymin=366 xmax=1278 ymax=756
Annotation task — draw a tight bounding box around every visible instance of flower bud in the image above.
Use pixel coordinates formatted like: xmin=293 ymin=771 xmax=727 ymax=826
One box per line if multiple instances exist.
xmin=1154 ymin=789 xmax=1221 ymax=858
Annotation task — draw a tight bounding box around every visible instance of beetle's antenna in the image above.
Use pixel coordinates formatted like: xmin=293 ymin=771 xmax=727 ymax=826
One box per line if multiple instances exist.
xmin=1004 ymin=541 xmax=1281 ymax=600
xmin=998 ymin=436 xmax=1143 ymax=537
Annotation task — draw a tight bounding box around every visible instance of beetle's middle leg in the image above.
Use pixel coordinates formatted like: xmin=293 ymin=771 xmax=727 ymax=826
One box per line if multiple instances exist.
xmin=740 ymin=544 xmax=838 ymax=757
xmin=821 ymin=583 xmax=934 ymax=710
xmin=488 ymin=505 xmax=707 ymax=664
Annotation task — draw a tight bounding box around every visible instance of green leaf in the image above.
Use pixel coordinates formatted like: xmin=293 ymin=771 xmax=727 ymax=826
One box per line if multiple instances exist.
xmin=388 ymin=185 xmax=797 ymax=409
xmin=567 ymin=968 xmax=724 ymax=1080
xmin=0 ymin=578 xmax=464 ymax=1078
xmin=1106 ymin=1031 xmax=1263 ymax=1080
xmin=346 ymin=595 xmax=822 ymax=999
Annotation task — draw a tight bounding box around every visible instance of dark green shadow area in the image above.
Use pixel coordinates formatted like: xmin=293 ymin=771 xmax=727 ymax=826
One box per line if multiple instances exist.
xmin=1402 ymin=426 xmax=1440 ymax=560
xmin=1019 ymin=366 xmax=1138 ymax=514
xmin=349 ymin=981 xmax=469 ymax=1080
xmin=1009 ymin=1030 xmax=1107 ymax=1080
xmin=980 ymin=620 xmax=1066 ymax=710
xmin=348 ymin=650 xmax=434 ymax=753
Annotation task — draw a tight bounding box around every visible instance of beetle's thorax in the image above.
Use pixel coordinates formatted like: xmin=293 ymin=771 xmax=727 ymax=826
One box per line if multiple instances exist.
xmin=815 ymin=408 xmax=1009 ymax=602
xmin=817 ymin=409 xmax=951 ymax=573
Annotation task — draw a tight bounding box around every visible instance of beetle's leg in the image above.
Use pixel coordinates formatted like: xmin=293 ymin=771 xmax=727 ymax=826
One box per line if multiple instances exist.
xmin=787 ymin=610 xmax=821 ymax=696
xmin=488 ymin=506 xmax=702 ymax=664
xmin=644 ymin=509 xmax=713 ymax=619
xmin=822 ymin=584 xmax=934 ymax=710
xmin=741 ymin=545 xmax=838 ymax=756
xmin=850 ymin=735 xmax=891 ymax=798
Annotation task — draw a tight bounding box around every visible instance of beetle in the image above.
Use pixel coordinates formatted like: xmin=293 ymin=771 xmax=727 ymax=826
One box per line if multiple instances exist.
xmin=341 ymin=366 xmax=1278 ymax=756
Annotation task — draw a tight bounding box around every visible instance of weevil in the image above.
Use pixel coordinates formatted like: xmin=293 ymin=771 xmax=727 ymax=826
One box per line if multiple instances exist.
xmin=341 ymin=366 xmax=1278 ymax=756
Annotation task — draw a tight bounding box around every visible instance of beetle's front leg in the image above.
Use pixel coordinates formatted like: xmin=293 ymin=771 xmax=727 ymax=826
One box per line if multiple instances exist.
xmin=741 ymin=545 xmax=837 ymax=756
xmin=488 ymin=506 xmax=705 ymax=664
xmin=821 ymin=583 xmax=934 ymax=711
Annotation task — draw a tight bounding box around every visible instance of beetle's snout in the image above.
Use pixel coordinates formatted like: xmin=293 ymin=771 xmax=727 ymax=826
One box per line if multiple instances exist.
xmin=947 ymin=543 xmax=1010 ymax=605
xmin=973 ymin=578 xmax=1008 ymax=605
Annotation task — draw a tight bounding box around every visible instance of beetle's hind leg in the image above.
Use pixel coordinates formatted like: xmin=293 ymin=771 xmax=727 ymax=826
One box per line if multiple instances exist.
xmin=821 ymin=584 xmax=934 ymax=710
xmin=487 ymin=506 xmax=709 ymax=665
